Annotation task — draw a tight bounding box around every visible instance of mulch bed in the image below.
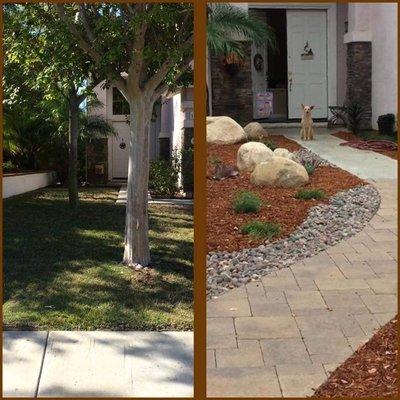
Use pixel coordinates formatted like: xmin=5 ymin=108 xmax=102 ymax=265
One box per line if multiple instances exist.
xmin=313 ymin=316 xmax=398 ymax=398
xmin=207 ymin=135 xmax=364 ymax=252
xmin=332 ymin=131 xmax=398 ymax=160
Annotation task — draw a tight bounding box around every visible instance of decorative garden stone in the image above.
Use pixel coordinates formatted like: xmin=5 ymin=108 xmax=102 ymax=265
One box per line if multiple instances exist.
xmin=273 ymin=147 xmax=296 ymax=161
xmin=243 ymin=122 xmax=267 ymax=140
xmin=250 ymin=157 xmax=309 ymax=187
xmin=206 ymin=116 xmax=246 ymax=144
xmin=237 ymin=141 xmax=274 ymax=172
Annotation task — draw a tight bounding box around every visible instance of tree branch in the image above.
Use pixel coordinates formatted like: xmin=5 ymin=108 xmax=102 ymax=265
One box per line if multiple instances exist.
xmin=54 ymin=4 xmax=101 ymax=63
xmin=78 ymin=5 xmax=95 ymax=44
xmin=146 ymin=34 xmax=193 ymax=94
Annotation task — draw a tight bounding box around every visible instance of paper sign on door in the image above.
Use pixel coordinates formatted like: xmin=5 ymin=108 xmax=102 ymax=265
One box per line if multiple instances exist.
xmin=255 ymin=91 xmax=273 ymax=118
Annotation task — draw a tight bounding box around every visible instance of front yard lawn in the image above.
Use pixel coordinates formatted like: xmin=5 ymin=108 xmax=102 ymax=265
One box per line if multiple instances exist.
xmin=3 ymin=188 xmax=193 ymax=331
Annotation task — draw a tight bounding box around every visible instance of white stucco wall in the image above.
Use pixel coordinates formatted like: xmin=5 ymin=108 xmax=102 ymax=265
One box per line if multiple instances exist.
xmin=336 ymin=3 xmax=348 ymax=106
xmin=3 ymin=172 xmax=56 ymax=199
xmin=345 ymin=3 xmax=398 ymax=129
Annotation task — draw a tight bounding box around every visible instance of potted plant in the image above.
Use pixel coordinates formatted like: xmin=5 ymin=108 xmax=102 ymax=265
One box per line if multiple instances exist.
xmin=377 ymin=113 xmax=395 ymax=136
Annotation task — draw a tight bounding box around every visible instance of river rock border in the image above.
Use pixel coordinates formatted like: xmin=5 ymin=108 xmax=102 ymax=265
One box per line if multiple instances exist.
xmin=207 ymin=183 xmax=381 ymax=299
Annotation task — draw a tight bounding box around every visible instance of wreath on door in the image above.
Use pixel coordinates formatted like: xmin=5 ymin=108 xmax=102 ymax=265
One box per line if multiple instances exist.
xmin=253 ymin=53 xmax=264 ymax=71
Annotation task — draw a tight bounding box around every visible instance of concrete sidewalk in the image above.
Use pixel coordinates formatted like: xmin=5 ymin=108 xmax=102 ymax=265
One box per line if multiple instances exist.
xmin=116 ymin=187 xmax=193 ymax=206
xmin=3 ymin=331 xmax=193 ymax=398
xmin=270 ymin=127 xmax=397 ymax=181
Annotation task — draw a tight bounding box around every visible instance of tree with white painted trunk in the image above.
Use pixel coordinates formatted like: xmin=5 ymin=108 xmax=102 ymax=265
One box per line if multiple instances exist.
xmin=55 ymin=3 xmax=193 ymax=268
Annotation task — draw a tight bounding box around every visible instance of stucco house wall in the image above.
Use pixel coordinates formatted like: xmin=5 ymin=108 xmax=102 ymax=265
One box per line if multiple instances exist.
xmin=87 ymin=83 xmax=193 ymax=183
xmin=345 ymin=3 xmax=398 ymax=129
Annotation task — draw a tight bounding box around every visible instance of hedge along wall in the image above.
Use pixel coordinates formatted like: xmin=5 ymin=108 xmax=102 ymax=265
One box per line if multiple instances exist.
xmin=3 ymin=171 xmax=56 ymax=199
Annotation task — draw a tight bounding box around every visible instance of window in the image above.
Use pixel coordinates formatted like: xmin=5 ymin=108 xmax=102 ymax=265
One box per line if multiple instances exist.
xmin=112 ymin=87 xmax=130 ymax=115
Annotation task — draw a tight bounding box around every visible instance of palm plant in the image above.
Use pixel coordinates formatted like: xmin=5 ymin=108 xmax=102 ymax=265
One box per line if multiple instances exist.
xmin=207 ymin=4 xmax=276 ymax=60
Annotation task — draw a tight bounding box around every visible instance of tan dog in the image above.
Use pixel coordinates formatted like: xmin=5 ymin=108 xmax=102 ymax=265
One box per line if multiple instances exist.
xmin=300 ymin=104 xmax=315 ymax=140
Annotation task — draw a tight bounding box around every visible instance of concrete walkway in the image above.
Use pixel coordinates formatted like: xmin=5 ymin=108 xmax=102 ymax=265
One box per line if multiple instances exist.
xmin=275 ymin=127 xmax=397 ymax=180
xmin=116 ymin=187 xmax=193 ymax=206
xmin=207 ymin=129 xmax=397 ymax=397
xmin=4 ymin=331 xmax=193 ymax=398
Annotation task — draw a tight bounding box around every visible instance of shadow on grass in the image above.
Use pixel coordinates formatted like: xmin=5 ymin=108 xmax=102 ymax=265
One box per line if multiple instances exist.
xmin=3 ymin=188 xmax=193 ymax=331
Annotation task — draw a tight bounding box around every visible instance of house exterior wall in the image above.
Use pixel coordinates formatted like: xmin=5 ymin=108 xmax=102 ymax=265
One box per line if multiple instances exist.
xmin=209 ymin=3 xmax=337 ymax=122
xmin=344 ymin=3 xmax=398 ymax=130
xmin=3 ymin=171 xmax=56 ymax=198
xmin=87 ymin=82 xmax=191 ymax=183
xmin=336 ymin=3 xmax=348 ymax=106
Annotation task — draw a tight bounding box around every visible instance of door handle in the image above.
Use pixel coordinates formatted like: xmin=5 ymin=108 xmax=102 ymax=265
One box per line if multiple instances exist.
xmin=288 ymin=72 xmax=293 ymax=92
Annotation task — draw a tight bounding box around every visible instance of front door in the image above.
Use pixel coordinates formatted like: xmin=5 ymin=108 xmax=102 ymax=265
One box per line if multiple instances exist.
xmin=111 ymin=121 xmax=130 ymax=179
xmin=286 ymin=10 xmax=328 ymax=119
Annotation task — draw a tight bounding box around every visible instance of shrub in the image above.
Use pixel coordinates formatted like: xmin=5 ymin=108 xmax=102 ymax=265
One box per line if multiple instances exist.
xmin=261 ymin=138 xmax=278 ymax=151
xmin=241 ymin=221 xmax=281 ymax=239
xmin=233 ymin=191 xmax=261 ymax=214
xmin=149 ymin=153 xmax=180 ymax=198
xmin=304 ymin=163 xmax=315 ymax=175
xmin=3 ymin=160 xmax=18 ymax=172
xmin=295 ymin=188 xmax=325 ymax=200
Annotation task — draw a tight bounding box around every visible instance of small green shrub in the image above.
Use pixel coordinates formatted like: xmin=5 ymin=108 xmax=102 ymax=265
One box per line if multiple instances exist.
xmin=295 ymin=188 xmax=325 ymax=200
xmin=304 ymin=163 xmax=315 ymax=175
xmin=149 ymin=154 xmax=180 ymax=198
xmin=261 ymin=138 xmax=278 ymax=151
xmin=3 ymin=160 xmax=17 ymax=172
xmin=233 ymin=191 xmax=261 ymax=214
xmin=241 ymin=221 xmax=281 ymax=239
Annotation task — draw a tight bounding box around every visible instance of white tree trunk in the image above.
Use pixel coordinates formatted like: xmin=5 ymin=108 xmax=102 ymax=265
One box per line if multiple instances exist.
xmin=123 ymin=97 xmax=152 ymax=268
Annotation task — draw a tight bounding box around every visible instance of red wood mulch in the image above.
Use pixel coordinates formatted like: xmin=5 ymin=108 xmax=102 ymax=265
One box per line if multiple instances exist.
xmin=207 ymin=135 xmax=365 ymax=253
xmin=332 ymin=131 xmax=398 ymax=160
xmin=313 ymin=316 xmax=398 ymax=398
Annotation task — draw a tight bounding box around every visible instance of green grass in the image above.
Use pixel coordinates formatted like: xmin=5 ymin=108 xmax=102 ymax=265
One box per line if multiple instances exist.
xmin=233 ymin=190 xmax=261 ymax=214
xmin=295 ymin=188 xmax=325 ymax=200
xmin=3 ymin=187 xmax=193 ymax=331
xmin=241 ymin=221 xmax=281 ymax=239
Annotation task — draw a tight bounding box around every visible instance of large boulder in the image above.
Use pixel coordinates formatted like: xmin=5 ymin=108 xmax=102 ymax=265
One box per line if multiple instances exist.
xmin=273 ymin=147 xmax=297 ymax=161
xmin=237 ymin=142 xmax=274 ymax=172
xmin=243 ymin=122 xmax=267 ymax=140
xmin=250 ymin=157 xmax=309 ymax=187
xmin=207 ymin=116 xmax=246 ymax=144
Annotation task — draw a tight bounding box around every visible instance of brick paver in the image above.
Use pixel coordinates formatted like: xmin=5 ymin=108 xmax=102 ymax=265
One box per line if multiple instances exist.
xmin=207 ymin=179 xmax=397 ymax=397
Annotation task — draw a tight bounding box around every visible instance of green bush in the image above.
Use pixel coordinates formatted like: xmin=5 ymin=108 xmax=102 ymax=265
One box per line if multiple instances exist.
xmin=3 ymin=160 xmax=17 ymax=172
xmin=149 ymin=154 xmax=180 ymax=198
xmin=241 ymin=221 xmax=281 ymax=239
xmin=233 ymin=190 xmax=261 ymax=214
xmin=295 ymin=188 xmax=325 ymax=200
xmin=304 ymin=163 xmax=315 ymax=175
xmin=261 ymin=138 xmax=278 ymax=151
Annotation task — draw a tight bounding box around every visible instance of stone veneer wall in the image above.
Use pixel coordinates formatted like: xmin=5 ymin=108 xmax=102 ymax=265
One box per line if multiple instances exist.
xmin=346 ymin=42 xmax=372 ymax=129
xmin=210 ymin=43 xmax=253 ymax=125
xmin=86 ymin=138 xmax=108 ymax=184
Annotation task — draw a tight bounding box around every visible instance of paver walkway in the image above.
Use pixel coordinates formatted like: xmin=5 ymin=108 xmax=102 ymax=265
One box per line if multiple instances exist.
xmin=4 ymin=331 xmax=193 ymax=398
xmin=207 ymin=129 xmax=397 ymax=397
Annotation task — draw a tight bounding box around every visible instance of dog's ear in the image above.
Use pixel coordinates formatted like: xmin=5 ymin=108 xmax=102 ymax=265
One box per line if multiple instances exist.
xmin=310 ymin=105 xmax=315 ymax=110
xmin=301 ymin=104 xmax=305 ymax=109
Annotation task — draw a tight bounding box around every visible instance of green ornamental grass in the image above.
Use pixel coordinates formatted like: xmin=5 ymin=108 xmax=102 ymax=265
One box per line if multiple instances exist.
xmin=304 ymin=163 xmax=316 ymax=175
xmin=295 ymin=188 xmax=325 ymax=200
xmin=233 ymin=190 xmax=262 ymax=214
xmin=241 ymin=221 xmax=281 ymax=239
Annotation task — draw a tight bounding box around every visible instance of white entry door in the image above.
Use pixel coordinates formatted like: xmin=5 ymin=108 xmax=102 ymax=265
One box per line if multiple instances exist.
xmin=111 ymin=121 xmax=130 ymax=179
xmin=286 ymin=10 xmax=328 ymax=119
